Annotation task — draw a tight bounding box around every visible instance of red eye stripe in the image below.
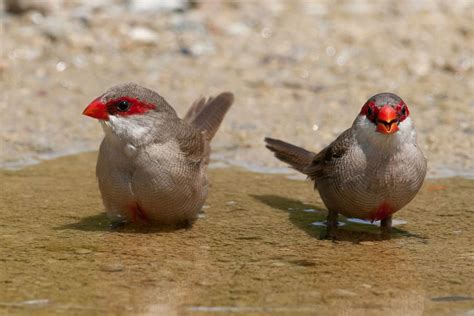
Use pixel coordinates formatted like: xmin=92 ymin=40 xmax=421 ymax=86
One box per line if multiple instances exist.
xmin=105 ymin=97 xmax=155 ymax=116
xmin=360 ymin=100 xmax=378 ymax=122
xmin=395 ymin=101 xmax=409 ymax=122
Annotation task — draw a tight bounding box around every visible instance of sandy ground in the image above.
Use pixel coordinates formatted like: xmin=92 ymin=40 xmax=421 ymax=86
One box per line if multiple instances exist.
xmin=0 ymin=152 xmax=473 ymax=315
xmin=0 ymin=1 xmax=473 ymax=177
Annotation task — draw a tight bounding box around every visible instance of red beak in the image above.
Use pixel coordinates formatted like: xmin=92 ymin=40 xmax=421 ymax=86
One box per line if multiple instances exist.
xmin=376 ymin=105 xmax=399 ymax=134
xmin=82 ymin=98 xmax=108 ymax=120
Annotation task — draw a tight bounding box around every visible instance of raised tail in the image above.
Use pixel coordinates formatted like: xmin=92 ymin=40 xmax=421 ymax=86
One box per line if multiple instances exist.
xmin=184 ymin=92 xmax=234 ymax=141
xmin=264 ymin=137 xmax=315 ymax=174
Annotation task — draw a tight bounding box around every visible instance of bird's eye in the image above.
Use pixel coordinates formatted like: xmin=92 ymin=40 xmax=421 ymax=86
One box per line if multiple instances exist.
xmin=401 ymin=105 xmax=407 ymax=116
xmin=116 ymin=100 xmax=131 ymax=112
xmin=366 ymin=106 xmax=372 ymax=117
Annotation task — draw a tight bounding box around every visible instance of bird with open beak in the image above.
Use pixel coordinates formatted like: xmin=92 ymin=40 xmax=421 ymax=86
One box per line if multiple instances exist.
xmin=265 ymin=93 xmax=427 ymax=238
xmin=83 ymin=82 xmax=234 ymax=228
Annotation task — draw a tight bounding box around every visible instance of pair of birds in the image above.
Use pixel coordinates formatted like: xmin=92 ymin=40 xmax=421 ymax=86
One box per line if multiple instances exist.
xmin=83 ymin=83 xmax=426 ymax=237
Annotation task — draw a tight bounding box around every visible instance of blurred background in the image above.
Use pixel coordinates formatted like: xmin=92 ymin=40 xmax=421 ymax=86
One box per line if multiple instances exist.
xmin=1 ymin=0 xmax=473 ymax=177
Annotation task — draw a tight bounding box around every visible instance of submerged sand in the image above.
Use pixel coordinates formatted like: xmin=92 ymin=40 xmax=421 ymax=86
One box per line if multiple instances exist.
xmin=0 ymin=152 xmax=473 ymax=315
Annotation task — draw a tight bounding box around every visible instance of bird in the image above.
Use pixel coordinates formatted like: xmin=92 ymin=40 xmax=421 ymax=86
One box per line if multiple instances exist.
xmin=265 ymin=93 xmax=427 ymax=238
xmin=82 ymin=82 xmax=234 ymax=228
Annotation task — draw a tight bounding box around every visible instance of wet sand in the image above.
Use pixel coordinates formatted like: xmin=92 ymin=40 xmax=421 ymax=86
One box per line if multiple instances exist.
xmin=1 ymin=152 xmax=473 ymax=315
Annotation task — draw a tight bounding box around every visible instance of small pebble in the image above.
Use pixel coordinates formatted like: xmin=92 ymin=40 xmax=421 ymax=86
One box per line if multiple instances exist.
xmin=75 ymin=248 xmax=92 ymax=254
xmin=332 ymin=289 xmax=357 ymax=297
xmin=100 ymin=263 xmax=124 ymax=272
xmin=20 ymin=299 xmax=50 ymax=306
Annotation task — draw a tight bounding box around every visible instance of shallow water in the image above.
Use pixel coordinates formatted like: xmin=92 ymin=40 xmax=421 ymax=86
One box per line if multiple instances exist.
xmin=1 ymin=152 xmax=473 ymax=315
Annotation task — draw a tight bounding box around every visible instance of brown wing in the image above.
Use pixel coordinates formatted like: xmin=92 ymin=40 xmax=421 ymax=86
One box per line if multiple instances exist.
xmin=175 ymin=123 xmax=209 ymax=164
xmin=304 ymin=128 xmax=354 ymax=181
xmin=184 ymin=92 xmax=234 ymax=141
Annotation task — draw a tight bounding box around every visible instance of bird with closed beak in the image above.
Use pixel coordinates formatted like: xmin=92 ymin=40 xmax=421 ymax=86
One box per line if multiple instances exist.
xmin=265 ymin=93 xmax=427 ymax=238
xmin=83 ymin=82 xmax=234 ymax=228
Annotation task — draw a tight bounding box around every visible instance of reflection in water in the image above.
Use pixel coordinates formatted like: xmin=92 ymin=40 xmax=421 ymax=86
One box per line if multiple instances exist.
xmin=311 ymin=220 xmax=346 ymax=227
xmin=347 ymin=218 xmax=408 ymax=226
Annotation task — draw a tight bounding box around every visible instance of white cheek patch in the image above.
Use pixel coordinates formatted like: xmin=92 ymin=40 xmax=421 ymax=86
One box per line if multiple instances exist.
xmin=108 ymin=115 xmax=151 ymax=143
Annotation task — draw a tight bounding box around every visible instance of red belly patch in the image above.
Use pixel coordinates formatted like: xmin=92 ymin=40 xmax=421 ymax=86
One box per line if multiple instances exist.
xmin=128 ymin=203 xmax=150 ymax=223
xmin=368 ymin=202 xmax=395 ymax=222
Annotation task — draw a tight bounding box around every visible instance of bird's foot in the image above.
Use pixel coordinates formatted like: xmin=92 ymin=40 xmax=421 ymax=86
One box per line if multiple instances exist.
xmin=321 ymin=226 xmax=337 ymax=240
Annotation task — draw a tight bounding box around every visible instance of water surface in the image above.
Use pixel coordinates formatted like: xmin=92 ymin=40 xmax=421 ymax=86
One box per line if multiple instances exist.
xmin=1 ymin=153 xmax=473 ymax=315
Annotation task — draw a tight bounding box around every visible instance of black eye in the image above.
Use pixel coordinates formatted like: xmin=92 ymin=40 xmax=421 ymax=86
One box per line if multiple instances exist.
xmin=401 ymin=105 xmax=407 ymax=116
xmin=367 ymin=106 xmax=372 ymax=116
xmin=116 ymin=100 xmax=130 ymax=112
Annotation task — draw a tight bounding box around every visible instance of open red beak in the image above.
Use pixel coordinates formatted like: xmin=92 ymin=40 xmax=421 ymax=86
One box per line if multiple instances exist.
xmin=376 ymin=105 xmax=399 ymax=134
xmin=82 ymin=98 xmax=108 ymax=120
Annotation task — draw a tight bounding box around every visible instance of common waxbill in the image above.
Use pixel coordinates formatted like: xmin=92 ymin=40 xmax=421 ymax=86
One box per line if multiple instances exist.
xmin=83 ymin=82 xmax=234 ymax=227
xmin=265 ymin=93 xmax=427 ymax=238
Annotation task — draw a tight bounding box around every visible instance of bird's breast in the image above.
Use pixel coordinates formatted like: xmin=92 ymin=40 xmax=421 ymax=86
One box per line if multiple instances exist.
xmin=317 ymin=142 xmax=426 ymax=219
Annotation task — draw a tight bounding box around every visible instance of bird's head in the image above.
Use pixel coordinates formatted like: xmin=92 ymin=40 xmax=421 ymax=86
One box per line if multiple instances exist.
xmin=359 ymin=93 xmax=410 ymax=135
xmin=83 ymin=83 xmax=178 ymax=145
xmin=82 ymin=82 xmax=175 ymax=121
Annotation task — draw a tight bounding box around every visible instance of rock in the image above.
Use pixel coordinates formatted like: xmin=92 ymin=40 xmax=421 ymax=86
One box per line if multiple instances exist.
xmin=128 ymin=27 xmax=159 ymax=45
xmin=128 ymin=0 xmax=191 ymax=13
xmin=75 ymin=248 xmax=93 ymax=254
xmin=227 ymin=22 xmax=251 ymax=36
xmin=4 ymin=0 xmax=60 ymax=15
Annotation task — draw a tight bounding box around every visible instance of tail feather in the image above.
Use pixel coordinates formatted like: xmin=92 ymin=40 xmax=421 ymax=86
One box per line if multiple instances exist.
xmin=184 ymin=92 xmax=234 ymax=141
xmin=264 ymin=137 xmax=315 ymax=173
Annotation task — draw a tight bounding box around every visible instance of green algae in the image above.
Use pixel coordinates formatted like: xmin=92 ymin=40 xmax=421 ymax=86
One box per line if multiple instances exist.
xmin=0 ymin=152 xmax=473 ymax=315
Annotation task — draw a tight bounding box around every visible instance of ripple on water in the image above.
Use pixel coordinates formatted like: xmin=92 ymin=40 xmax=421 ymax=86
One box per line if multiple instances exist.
xmin=311 ymin=221 xmax=346 ymax=227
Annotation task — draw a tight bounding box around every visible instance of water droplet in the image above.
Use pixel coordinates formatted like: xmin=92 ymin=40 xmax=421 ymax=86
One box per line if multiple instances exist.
xmin=336 ymin=54 xmax=347 ymax=66
xmin=325 ymin=46 xmax=336 ymax=56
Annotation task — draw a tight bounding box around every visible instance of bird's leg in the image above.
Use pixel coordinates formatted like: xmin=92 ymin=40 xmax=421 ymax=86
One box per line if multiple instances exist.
xmin=322 ymin=210 xmax=339 ymax=240
xmin=380 ymin=215 xmax=393 ymax=237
